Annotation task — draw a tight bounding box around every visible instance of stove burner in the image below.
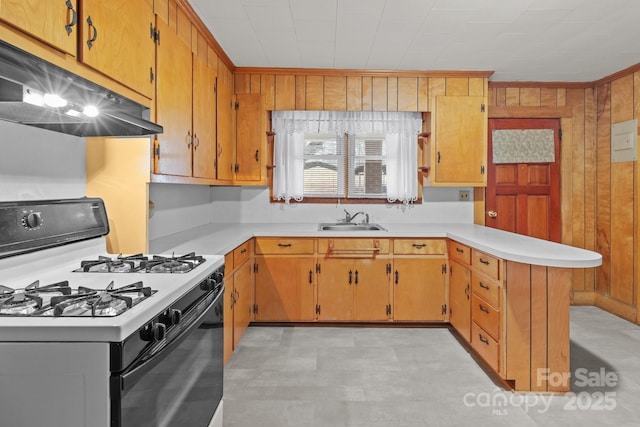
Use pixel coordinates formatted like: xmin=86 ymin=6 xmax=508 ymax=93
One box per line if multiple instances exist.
xmin=0 ymin=280 xmax=71 ymax=315
xmin=77 ymin=254 xmax=148 ymax=273
xmin=144 ymin=253 xmax=206 ymax=274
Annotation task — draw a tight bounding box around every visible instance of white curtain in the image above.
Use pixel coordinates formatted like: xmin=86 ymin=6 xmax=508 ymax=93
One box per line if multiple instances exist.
xmin=272 ymin=110 xmax=422 ymax=204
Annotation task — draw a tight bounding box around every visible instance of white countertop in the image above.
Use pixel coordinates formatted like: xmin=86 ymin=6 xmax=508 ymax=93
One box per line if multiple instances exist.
xmin=151 ymin=222 xmax=602 ymax=268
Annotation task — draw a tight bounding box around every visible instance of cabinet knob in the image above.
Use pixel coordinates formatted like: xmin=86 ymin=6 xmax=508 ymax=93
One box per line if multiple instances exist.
xmin=487 ymin=210 xmax=498 ymax=218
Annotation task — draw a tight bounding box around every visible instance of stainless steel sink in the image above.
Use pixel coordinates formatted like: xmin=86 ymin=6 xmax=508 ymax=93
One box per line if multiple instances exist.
xmin=318 ymin=223 xmax=386 ymax=231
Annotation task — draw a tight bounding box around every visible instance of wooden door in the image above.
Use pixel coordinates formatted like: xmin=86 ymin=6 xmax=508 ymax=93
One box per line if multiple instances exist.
xmin=192 ymin=54 xmax=217 ymax=179
xmin=354 ymin=257 xmax=390 ymax=321
xmin=394 ymin=258 xmax=446 ymax=321
xmin=235 ymin=93 xmax=264 ymax=182
xmin=216 ymin=78 xmax=235 ymax=181
xmin=254 ymin=256 xmax=315 ymax=321
xmin=80 ymin=0 xmax=155 ymax=97
xmin=449 ymin=260 xmax=471 ymax=342
xmin=0 ymin=0 xmax=77 ymax=55
xmin=317 ymin=258 xmax=354 ymax=320
xmin=155 ymin=17 xmax=193 ymax=176
xmin=434 ymin=96 xmax=487 ymax=185
xmin=487 ymin=119 xmax=561 ymax=242
xmin=223 ymin=274 xmax=234 ymax=364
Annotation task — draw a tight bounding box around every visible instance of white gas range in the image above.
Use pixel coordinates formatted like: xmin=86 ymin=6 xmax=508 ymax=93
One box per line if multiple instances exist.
xmin=0 ymin=198 xmax=224 ymax=427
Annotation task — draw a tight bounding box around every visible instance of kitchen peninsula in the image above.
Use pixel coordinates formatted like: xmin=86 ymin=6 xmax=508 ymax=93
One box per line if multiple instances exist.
xmin=150 ymin=222 xmax=601 ymax=393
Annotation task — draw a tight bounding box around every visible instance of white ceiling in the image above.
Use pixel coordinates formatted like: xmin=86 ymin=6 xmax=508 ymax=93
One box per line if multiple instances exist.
xmin=189 ymin=0 xmax=640 ymax=82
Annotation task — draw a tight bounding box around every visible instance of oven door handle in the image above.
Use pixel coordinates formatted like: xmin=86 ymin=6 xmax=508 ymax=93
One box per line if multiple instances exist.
xmin=115 ymin=285 xmax=224 ymax=395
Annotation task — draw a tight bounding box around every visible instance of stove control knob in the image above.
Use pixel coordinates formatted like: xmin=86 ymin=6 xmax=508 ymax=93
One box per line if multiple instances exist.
xmin=140 ymin=322 xmax=166 ymax=342
xmin=160 ymin=309 xmax=182 ymax=326
xmin=22 ymin=212 xmax=42 ymax=230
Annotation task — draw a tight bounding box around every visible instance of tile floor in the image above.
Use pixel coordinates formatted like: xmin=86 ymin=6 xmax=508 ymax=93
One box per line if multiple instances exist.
xmin=223 ymin=306 xmax=640 ymax=426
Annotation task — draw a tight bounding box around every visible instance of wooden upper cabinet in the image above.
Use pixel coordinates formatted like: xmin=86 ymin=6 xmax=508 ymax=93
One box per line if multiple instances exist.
xmin=0 ymin=0 xmax=78 ymax=55
xmin=235 ymin=93 xmax=265 ymax=183
xmin=80 ymin=0 xmax=155 ymax=98
xmin=216 ymin=77 xmax=235 ymax=182
xmin=192 ymin=54 xmax=217 ymax=179
xmin=155 ymin=17 xmax=193 ymax=176
xmin=432 ymin=96 xmax=488 ymax=186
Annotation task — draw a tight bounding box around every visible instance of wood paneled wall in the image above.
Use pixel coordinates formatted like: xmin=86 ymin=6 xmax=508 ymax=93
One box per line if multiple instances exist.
xmin=489 ymin=67 xmax=640 ymax=324
xmin=233 ymin=70 xmax=490 ymax=112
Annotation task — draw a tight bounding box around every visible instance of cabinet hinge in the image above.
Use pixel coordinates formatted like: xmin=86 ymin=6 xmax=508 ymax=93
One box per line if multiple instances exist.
xmin=386 ymin=304 xmax=392 ymax=316
xmin=150 ymin=67 xmax=154 ymax=84
xmin=441 ymin=263 xmax=447 ymax=274
xmin=559 ymin=128 xmax=562 ymax=141
xmin=386 ymin=263 xmax=391 ymax=274
xmin=150 ymin=24 xmax=160 ymax=44
xmin=253 ymin=263 xmax=258 ymax=273
xmin=316 ymin=263 xmax=321 ymax=274
xmin=253 ymin=304 xmax=258 ymax=314
xmin=235 ymin=101 xmax=240 ymax=111
xmin=315 ymin=305 xmax=321 ymax=315
xmin=234 ymin=164 xmax=239 ymax=173
xmin=480 ymin=165 xmax=485 ymax=174
xmin=154 ymin=141 xmax=160 ymax=158
xmin=481 ymin=103 xmax=486 ymax=113
xmin=442 ymin=304 xmax=447 ymax=315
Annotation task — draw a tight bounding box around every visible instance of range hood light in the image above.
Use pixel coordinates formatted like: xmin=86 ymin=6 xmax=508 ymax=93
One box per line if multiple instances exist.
xmin=65 ymin=108 xmax=82 ymax=117
xmin=23 ymin=88 xmax=44 ymax=106
xmin=43 ymin=93 xmax=67 ymax=108
xmin=82 ymin=105 xmax=99 ymax=118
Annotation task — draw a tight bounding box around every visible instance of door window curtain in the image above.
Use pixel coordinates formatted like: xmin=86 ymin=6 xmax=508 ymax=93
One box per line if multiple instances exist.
xmin=272 ymin=110 xmax=422 ymax=204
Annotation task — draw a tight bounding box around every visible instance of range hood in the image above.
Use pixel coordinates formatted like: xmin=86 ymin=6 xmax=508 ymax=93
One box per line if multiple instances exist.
xmin=0 ymin=40 xmax=163 ymax=137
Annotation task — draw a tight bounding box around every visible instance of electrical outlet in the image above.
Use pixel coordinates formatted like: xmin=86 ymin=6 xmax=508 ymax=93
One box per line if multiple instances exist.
xmin=458 ymin=190 xmax=470 ymax=201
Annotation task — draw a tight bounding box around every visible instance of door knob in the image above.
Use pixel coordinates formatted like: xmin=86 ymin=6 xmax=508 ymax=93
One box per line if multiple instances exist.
xmin=487 ymin=210 xmax=497 ymax=218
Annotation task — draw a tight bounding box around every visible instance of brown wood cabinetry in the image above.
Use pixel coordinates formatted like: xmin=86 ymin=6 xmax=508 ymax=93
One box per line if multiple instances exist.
xmin=448 ymin=240 xmax=472 ymax=341
xmin=430 ymin=96 xmax=488 ymax=186
xmin=223 ymin=240 xmax=254 ymax=364
xmin=0 ymin=0 xmax=77 ymax=55
xmin=254 ymin=238 xmax=315 ymax=321
xmin=317 ymin=239 xmax=391 ymax=321
xmin=392 ymin=239 xmax=448 ymax=321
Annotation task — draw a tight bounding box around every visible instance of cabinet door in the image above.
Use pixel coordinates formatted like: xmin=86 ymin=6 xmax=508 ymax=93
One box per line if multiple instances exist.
xmin=434 ymin=96 xmax=487 ymax=186
xmin=235 ymin=93 xmax=264 ymax=183
xmin=354 ymin=258 xmax=390 ymax=321
xmin=80 ymin=0 xmax=155 ymax=97
xmin=192 ymin=54 xmax=217 ymax=179
xmin=216 ymin=77 xmax=235 ymax=181
xmin=223 ymin=274 xmax=235 ymax=365
xmin=317 ymin=258 xmax=354 ymax=320
xmin=233 ymin=261 xmax=253 ymax=348
xmin=0 ymin=0 xmax=77 ymax=55
xmin=255 ymin=256 xmax=315 ymax=321
xmin=394 ymin=258 xmax=446 ymax=321
xmin=155 ymin=17 xmax=193 ymax=176
xmin=449 ymin=260 xmax=471 ymax=341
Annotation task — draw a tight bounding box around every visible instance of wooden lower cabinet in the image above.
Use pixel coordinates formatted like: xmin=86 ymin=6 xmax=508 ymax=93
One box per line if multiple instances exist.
xmin=254 ymin=256 xmax=315 ymax=321
xmin=393 ymin=258 xmax=447 ymax=321
xmin=449 ymin=259 xmax=471 ymax=341
xmin=317 ymin=257 xmax=390 ymax=321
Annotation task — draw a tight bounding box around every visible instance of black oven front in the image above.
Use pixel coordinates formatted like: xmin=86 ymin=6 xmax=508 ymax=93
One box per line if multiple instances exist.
xmin=110 ymin=268 xmax=224 ymax=427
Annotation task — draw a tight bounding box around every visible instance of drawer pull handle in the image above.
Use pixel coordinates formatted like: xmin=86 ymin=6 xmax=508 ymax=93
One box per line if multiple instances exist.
xmin=348 ymin=270 xmax=353 ymax=284
xmin=355 ymin=270 xmax=359 ymax=285
xmin=309 ymin=270 xmax=312 ymax=284
xmin=240 ymin=248 xmax=247 ymax=254
xmin=395 ymin=270 xmax=399 ymax=284
xmin=478 ymin=334 xmax=489 ymax=345
xmin=456 ymin=247 xmax=464 ymax=253
xmin=479 ymin=258 xmax=490 ymax=265
xmin=479 ymin=282 xmax=490 ymax=290
xmin=278 ymin=243 xmax=292 ymax=247
xmin=412 ymin=243 xmax=426 ymax=248
xmin=479 ymin=304 xmax=489 ymax=314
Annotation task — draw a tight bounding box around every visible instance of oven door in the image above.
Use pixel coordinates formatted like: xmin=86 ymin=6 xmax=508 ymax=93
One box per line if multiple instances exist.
xmin=110 ymin=286 xmax=224 ymax=427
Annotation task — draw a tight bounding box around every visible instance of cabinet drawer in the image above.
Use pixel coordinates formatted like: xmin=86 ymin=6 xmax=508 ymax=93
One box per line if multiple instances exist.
xmin=471 ymin=322 xmax=500 ymax=372
xmin=471 ymin=249 xmax=500 ymax=280
xmin=448 ymin=240 xmax=471 ymax=265
xmin=255 ymin=238 xmax=314 ymax=255
xmin=471 ymin=294 xmax=500 ymax=341
xmin=394 ymin=239 xmax=446 ymax=255
xmin=233 ymin=240 xmax=251 ymax=267
xmin=319 ymin=238 xmax=389 ymax=255
xmin=472 ymin=273 xmax=501 ymax=308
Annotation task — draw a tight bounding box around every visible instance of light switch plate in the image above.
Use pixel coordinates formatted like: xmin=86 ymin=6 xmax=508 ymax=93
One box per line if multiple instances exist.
xmin=611 ymin=119 xmax=638 ymax=163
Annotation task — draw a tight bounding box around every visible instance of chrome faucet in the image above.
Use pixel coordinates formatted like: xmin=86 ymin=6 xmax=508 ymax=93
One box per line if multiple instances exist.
xmin=342 ymin=209 xmax=369 ymax=224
